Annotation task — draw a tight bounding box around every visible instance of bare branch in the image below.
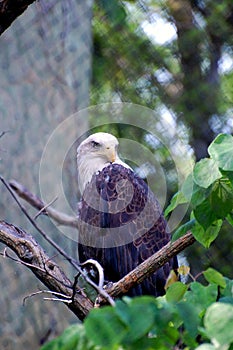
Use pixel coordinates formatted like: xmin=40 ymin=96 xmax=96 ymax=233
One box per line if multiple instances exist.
xmin=33 ymin=196 xmax=58 ymax=220
xmin=0 ymin=218 xmax=196 ymax=318
xmin=43 ymin=297 xmax=73 ymax=303
xmin=1 ymin=248 xmax=47 ymax=273
xmin=9 ymin=179 xmax=79 ymax=228
xmin=1 ymin=176 xmax=197 ymax=313
xmin=23 ymin=290 xmax=72 ymax=306
xmin=1 ymin=176 xmax=115 ymax=306
xmin=0 ymin=130 xmax=10 ymax=138
xmin=0 ymin=220 xmax=93 ymax=320
xmin=105 ymin=231 xmax=195 ymax=298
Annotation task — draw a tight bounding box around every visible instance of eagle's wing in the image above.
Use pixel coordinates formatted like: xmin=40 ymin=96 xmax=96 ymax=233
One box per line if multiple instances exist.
xmin=78 ymin=163 xmax=177 ymax=296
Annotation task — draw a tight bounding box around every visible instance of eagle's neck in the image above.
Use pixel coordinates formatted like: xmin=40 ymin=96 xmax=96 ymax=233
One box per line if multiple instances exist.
xmin=77 ymin=154 xmax=132 ymax=195
xmin=77 ymin=155 xmax=110 ymax=195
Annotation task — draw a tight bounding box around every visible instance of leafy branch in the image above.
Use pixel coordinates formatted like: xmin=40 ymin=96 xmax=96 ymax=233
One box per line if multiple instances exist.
xmin=166 ymin=133 xmax=233 ymax=248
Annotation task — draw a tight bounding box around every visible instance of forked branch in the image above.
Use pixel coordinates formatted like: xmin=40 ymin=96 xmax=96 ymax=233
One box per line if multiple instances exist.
xmin=9 ymin=180 xmax=79 ymax=228
xmin=1 ymin=178 xmax=196 ymax=317
xmin=0 ymin=220 xmax=195 ymax=316
xmin=0 ymin=220 xmax=93 ymax=321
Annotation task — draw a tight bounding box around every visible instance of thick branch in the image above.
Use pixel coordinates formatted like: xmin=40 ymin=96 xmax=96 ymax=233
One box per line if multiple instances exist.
xmin=1 ymin=177 xmax=115 ymax=306
xmin=106 ymin=231 xmax=195 ymax=298
xmin=0 ymin=220 xmax=93 ymax=321
xmin=6 ymin=179 xmax=197 ymax=304
xmin=1 ymin=176 xmax=197 ymax=313
xmin=0 ymin=0 xmax=36 ymax=35
xmin=0 ymin=219 xmax=196 ymax=317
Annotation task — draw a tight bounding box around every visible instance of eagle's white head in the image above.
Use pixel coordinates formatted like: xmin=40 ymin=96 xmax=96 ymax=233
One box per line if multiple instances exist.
xmin=77 ymin=132 xmax=130 ymax=194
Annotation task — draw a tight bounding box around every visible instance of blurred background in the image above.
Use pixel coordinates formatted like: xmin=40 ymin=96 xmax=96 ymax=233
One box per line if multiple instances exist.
xmin=0 ymin=0 xmax=233 ymax=348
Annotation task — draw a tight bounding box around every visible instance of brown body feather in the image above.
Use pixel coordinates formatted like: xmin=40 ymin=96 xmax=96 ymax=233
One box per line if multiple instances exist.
xmin=78 ymin=163 xmax=177 ymax=296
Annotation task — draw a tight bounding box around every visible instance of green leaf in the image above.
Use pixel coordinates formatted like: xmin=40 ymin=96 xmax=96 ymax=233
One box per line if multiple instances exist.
xmin=84 ymin=306 xmax=126 ymax=347
xmin=208 ymin=133 xmax=233 ymax=171
xmin=226 ymin=213 xmax=233 ymax=227
xmin=176 ymin=301 xmax=200 ymax=338
xmin=189 ymin=182 xmax=213 ymax=208
xmin=191 ymin=218 xmax=222 ymax=248
xmin=203 ymin=268 xmax=226 ymax=288
xmin=179 ymin=173 xmax=211 ymax=207
xmin=149 ymin=299 xmax=180 ymax=346
xmin=40 ymin=324 xmax=86 ymax=350
xmin=115 ymin=297 xmax=155 ymax=342
xmin=220 ymin=170 xmax=233 ymax=187
xmin=192 ymin=177 xmax=233 ymax=229
xmin=129 ymin=336 xmax=168 ymax=350
xmin=219 ymin=278 xmax=233 ymax=299
xmin=194 ymin=199 xmax=218 ymax=229
xmin=164 ymin=191 xmax=188 ymax=217
xmin=165 ymin=171 xmax=215 ymax=218
xmin=175 ymin=283 xmax=218 ymax=341
xmin=204 ymin=302 xmax=233 ymax=346
xmin=172 ymin=219 xmax=196 ymax=241
xmin=210 ymin=179 xmax=233 ymax=218
xmin=184 ymin=282 xmax=218 ymax=318
xmin=166 ymin=282 xmax=188 ymax=303
xmin=175 ymin=282 xmax=217 ymax=346
xmin=181 ymin=173 xmax=194 ymax=202
xmin=188 ymin=218 xmax=206 ymax=244
xmin=203 ymin=221 xmax=222 ymax=247
xmin=193 ymin=158 xmax=222 ymax=188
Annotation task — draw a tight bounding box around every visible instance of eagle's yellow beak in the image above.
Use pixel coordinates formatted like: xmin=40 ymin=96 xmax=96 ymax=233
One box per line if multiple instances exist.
xmin=106 ymin=146 xmax=116 ymax=163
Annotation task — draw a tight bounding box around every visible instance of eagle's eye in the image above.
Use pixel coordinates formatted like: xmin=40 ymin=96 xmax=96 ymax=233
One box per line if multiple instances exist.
xmin=91 ymin=140 xmax=101 ymax=148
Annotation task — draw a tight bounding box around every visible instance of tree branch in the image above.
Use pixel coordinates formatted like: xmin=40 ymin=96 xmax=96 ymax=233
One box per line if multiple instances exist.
xmin=0 ymin=218 xmax=196 ymax=317
xmin=9 ymin=180 xmax=79 ymax=228
xmin=0 ymin=0 xmax=36 ymax=35
xmin=0 ymin=220 xmax=93 ymax=321
xmin=1 ymin=176 xmax=115 ymax=306
xmin=1 ymin=178 xmax=197 ymax=316
xmin=106 ymin=231 xmax=195 ymax=298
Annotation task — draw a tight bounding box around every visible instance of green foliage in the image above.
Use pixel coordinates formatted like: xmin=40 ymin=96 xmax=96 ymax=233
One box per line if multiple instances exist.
xmin=203 ymin=268 xmax=227 ymax=288
xmin=202 ymin=303 xmax=233 ymax=348
xmin=167 ymin=134 xmax=233 ymax=247
xmin=40 ymin=134 xmax=233 ymax=350
xmin=40 ymin=324 xmax=91 ymax=350
xmin=165 ymin=281 xmax=188 ymax=303
xmin=193 ymin=159 xmax=222 ymax=188
xmin=40 ymin=270 xmax=233 ymax=350
xmin=208 ymin=134 xmax=233 ymax=171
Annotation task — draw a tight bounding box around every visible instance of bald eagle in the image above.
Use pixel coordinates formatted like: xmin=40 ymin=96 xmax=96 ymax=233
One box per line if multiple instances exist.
xmin=77 ymin=132 xmax=178 ymax=296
